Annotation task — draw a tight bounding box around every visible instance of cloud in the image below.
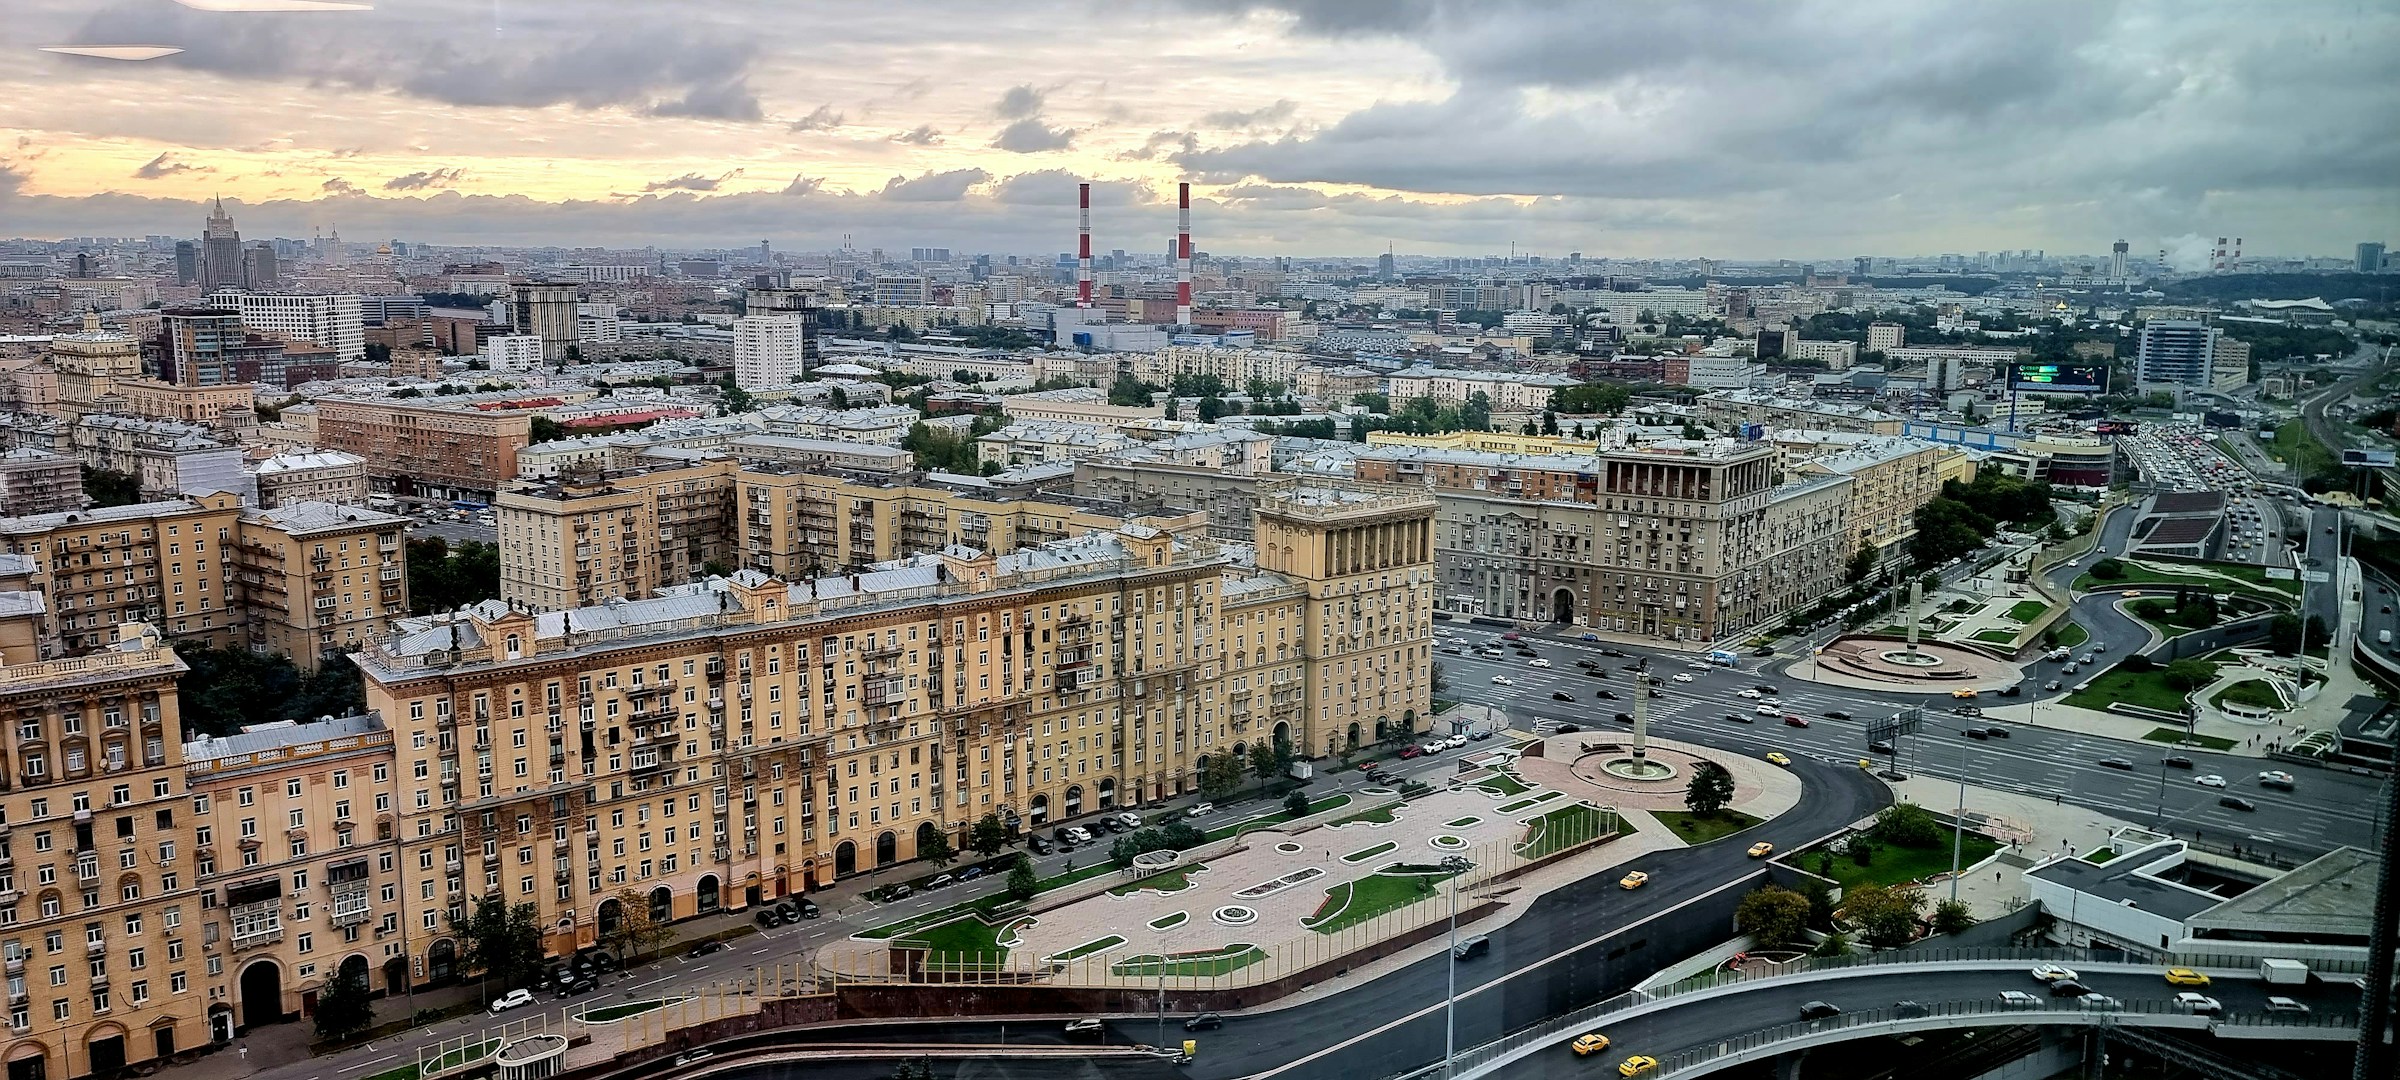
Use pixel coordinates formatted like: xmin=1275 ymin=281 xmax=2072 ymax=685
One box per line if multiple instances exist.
xmin=993 ymin=84 xmax=1048 ymax=120
xmin=887 ymin=125 xmax=944 ymax=145
xmin=992 ymin=118 xmax=1078 ymax=153
xmin=0 ymin=163 xmax=24 ymax=200
xmin=875 ymin=168 xmax=991 ymax=202
xmin=641 ymin=170 xmax=743 ymax=192
xmin=383 ymin=168 xmax=465 ymax=191
xmin=645 ymin=76 xmax=764 ymax=121
xmin=132 ymin=152 xmax=207 ymax=179
xmin=780 ymin=174 xmax=825 ymax=196
xmin=989 ymin=170 xmax=1154 ymax=207
xmin=1199 ymin=99 xmax=1295 ymax=129
xmin=788 ymin=105 xmax=845 ymax=133
xmin=1119 ymin=130 xmax=1199 ymax=161
xmin=320 ymin=177 xmax=365 ymax=196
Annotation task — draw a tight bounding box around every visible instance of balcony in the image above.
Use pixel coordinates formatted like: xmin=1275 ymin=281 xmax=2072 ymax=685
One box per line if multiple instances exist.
xmin=230 ymin=928 xmax=282 ymax=953
xmin=83 ymin=937 xmax=105 ymax=956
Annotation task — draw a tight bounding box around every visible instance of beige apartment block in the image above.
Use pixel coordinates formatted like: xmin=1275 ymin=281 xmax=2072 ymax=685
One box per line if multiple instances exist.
xmin=351 ymin=485 xmax=1434 ymax=970
xmin=310 ymin=398 xmax=532 ymax=504
xmin=229 ymin=504 xmax=409 ymax=668
xmin=251 ymin=450 xmax=370 ymax=510
xmin=494 ymin=458 xmax=737 ymax=613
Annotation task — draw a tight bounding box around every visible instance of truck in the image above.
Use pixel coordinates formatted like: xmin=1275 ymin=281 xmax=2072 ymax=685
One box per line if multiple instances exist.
xmin=2259 ymin=958 xmax=2308 ymax=985
xmin=1706 ymin=649 xmax=1739 ymax=667
xmin=2382 ymin=630 xmax=2392 ymax=646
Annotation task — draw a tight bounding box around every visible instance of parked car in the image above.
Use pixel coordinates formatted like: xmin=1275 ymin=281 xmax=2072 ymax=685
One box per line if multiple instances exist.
xmin=1553 ymin=691 xmax=1576 ymax=702
xmin=689 ymin=940 xmax=728 ymax=958
xmin=489 ymin=989 xmax=535 ymax=1014
xmin=1184 ymin=1012 xmax=1225 ymax=1031
xmin=1399 ymin=746 xmax=1424 ymax=760
xmin=1028 ymin=835 xmax=1054 ymax=854
xmin=2162 ymin=755 xmax=2194 ymax=769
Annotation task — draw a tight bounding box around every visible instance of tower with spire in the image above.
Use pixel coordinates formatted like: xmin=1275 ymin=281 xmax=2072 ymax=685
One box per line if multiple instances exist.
xmin=200 ymin=195 xmax=244 ymax=289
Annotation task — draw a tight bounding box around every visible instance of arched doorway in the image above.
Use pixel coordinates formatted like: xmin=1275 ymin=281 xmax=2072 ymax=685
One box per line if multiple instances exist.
xmin=1271 ymin=722 xmax=1291 ymax=757
xmin=696 ymin=875 xmax=721 ymax=914
xmin=1063 ymin=785 xmax=1083 ymax=818
xmin=914 ymin=822 xmax=939 ymax=860
xmin=1028 ymin=794 xmax=1049 ymax=826
xmin=648 ymin=886 xmax=672 ymax=924
xmin=873 ymin=832 xmax=897 ymax=867
xmin=1552 ymin=588 xmax=1576 ymax=624
xmin=382 ymin=957 xmax=408 ymax=996
xmin=1372 ymin=719 xmax=1388 ymax=744
xmin=833 ymin=840 xmax=856 ymax=877
xmin=84 ymin=1025 xmax=125 ymax=1078
xmin=1346 ymin=722 xmax=1361 ymax=751
xmin=237 ymin=960 xmax=282 ymax=1030
xmin=6 ymin=1042 xmax=47 ymax=1080
xmin=426 ymin=939 xmax=456 ymax=984
xmin=595 ymin=898 xmax=622 ymax=940
xmin=1097 ymin=778 xmax=1116 ymax=809
xmin=337 ymin=954 xmax=368 ymax=994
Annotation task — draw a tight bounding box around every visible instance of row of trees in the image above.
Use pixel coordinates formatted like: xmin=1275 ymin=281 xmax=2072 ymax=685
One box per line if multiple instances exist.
xmin=172 ymin=644 xmax=369 ymax=739
xmin=901 ymin=415 xmax=1009 ymax=475
xmin=405 ymin=537 xmax=501 ymax=615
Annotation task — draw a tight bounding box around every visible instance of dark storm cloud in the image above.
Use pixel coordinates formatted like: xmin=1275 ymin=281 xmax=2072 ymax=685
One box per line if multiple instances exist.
xmin=67 ymin=0 xmax=765 ymax=120
xmin=992 ymin=118 xmax=1077 ymax=154
xmin=384 ymin=168 xmax=465 ymax=191
xmin=132 ymin=152 xmax=206 ymax=179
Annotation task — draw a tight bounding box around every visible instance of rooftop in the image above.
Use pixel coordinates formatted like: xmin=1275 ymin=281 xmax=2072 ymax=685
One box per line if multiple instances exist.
xmin=239 ymin=501 xmax=410 ymax=535
xmin=2029 ymin=842 xmax=2234 ymax=923
xmin=185 ymin=712 xmax=387 ymax=765
xmin=2186 ymin=846 xmax=2380 ymax=939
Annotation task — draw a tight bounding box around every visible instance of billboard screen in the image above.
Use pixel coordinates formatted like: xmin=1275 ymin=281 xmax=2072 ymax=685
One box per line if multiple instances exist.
xmin=2095 ymin=420 xmax=2140 ymax=436
xmin=2011 ymin=363 xmax=2108 ymax=394
xmin=2341 ymin=449 xmax=2398 ymax=468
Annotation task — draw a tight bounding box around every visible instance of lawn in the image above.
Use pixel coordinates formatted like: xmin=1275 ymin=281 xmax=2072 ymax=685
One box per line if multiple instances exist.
xmin=1148 ymin=911 xmax=1186 ymax=930
xmin=1495 ymin=790 xmax=1564 ymax=813
xmin=2005 ymin=600 xmax=2050 ymax=623
xmin=1819 ymin=835 xmax=2002 ymax=891
xmin=1035 ymin=861 xmax=1121 ymax=892
xmin=2211 ymin=679 xmax=2284 ymax=711
xmin=1341 ymin=841 xmax=1398 ymax=864
xmin=1047 ymin=935 xmax=1126 ymax=962
xmin=2075 ymin=561 xmax=2297 ymax=603
xmin=1333 ymin=804 xmax=1398 ymax=826
xmin=1305 ymin=871 xmax=1456 ymax=934
xmin=1972 ymin=629 xmax=2019 ymax=644
xmin=582 ymin=998 xmax=678 ymax=1023
xmin=2061 ymin=660 xmax=2212 ymax=715
xmin=1652 ymin=809 xmax=1764 ymax=845
xmin=1204 ymin=794 xmax=1351 ymax=841
xmin=1474 ymin=771 xmax=1530 ymax=797
xmin=1110 ymin=865 xmax=1202 ymax=896
xmin=2272 ymin=420 xmax=2339 ymax=480
xmin=896 ymin=916 xmax=1008 ymax=965
xmin=2053 ymin=621 xmax=2089 ymax=649
xmin=1516 ymin=803 xmax=1614 ymax=859
xmin=2083 ymin=848 xmax=2118 ymax=864
xmin=2142 ymin=727 xmax=2239 ymax=751
xmin=1109 ymin=944 xmax=1267 ymax=978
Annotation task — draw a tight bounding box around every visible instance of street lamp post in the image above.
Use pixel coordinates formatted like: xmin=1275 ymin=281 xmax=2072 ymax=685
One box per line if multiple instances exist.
xmin=1439 ymin=854 xmax=1476 ymax=1078
xmin=1949 ymin=735 xmax=1969 ymax=904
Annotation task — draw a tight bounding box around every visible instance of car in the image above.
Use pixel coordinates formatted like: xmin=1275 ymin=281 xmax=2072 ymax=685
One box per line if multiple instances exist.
xmin=1984 ymin=726 xmax=2010 ymax=739
xmin=1420 ymin=742 xmax=1445 ymax=755
xmin=2043 ymin=680 xmax=2062 ymax=691
xmin=1671 ymin=672 xmax=1694 ymax=683
xmin=1963 ymin=727 xmax=1989 ymax=740
xmin=1954 ymin=705 xmax=1983 ymax=717
xmin=1997 ymin=990 xmax=2041 ymax=1008
xmin=2194 ymin=774 xmax=2226 ymax=787
xmin=2076 ymin=654 xmax=2094 ymax=664
xmin=1101 ymin=817 xmax=1129 ymax=834
xmin=1064 ymin=1018 xmax=1105 ymax=1035
xmin=1595 ymin=689 xmax=1618 ymax=699
xmin=1738 ymin=689 xmax=1762 ymax=699
xmin=1446 ymin=734 xmax=1469 ymax=749
xmin=673 ymin=1051 xmax=715 ymax=1068
xmin=1724 ymin=712 xmax=1753 ymax=724
xmin=1797 ymin=1000 xmax=1841 ymax=1021
xmin=1569 ymin=1033 xmax=1612 ymax=1057
xmin=2092 ymin=641 xmax=2107 ymax=652
xmin=1747 ymin=841 xmax=1774 ymax=858
xmin=1579 ymin=632 xmax=1600 ymax=641
xmin=2163 ymin=967 xmax=2211 ymax=987
xmin=1399 ymin=746 xmax=1423 ymax=759
xmin=1469 ymin=729 xmax=1495 ymax=741
xmin=2219 ymin=795 xmax=2257 ymax=812
xmin=2265 ymin=996 xmax=2310 ymax=1014
xmin=1587 ymin=668 xmax=1610 ymax=679
xmin=1617 ymin=1056 xmax=1658 ymax=1078
xmin=1186 ymin=802 xmax=1214 ymax=818
xmin=1600 ymin=648 xmax=1626 ymax=657
xmin=1618 ymin=871 xmax=1649 ymax=890
xmin=2032 ymin=964 xmax=2079 ymax=983
xmin=2162 ymin=755 xmax=2194 ymax=769
xmin=1491 ymin=675 xmax=1514 ymax=686
xmin=489 ymin=988 xmax=535 ymax=1014
xmin=1552 ymin=691 xmax=1575 ymax=702
xmin=2174 ymin=992 xmax=2223 ymax=1015
xmin=1500 ymin=632 xmax=1520 ymax=641
xmin=1823 ymin=710 xmax=1851 ymax=721
xmin=1782 ymin=714 xmax=1809 ymax=727
xmin=689 ymin=940 xmax=728 ymax=958
xmin=1950 ymin=688 xmax=1978 ymax=699
xmin=557 ymin=978 xmax=597 ymax=998
xmin=1868 ymin=740 xmax=1895 ymax=755
xmin=1067 ymin=827 xmax=1093 ymax=844
xmin=1997 ymin=684 xmax=2022 ymax=697
xmin=1613 ymin=712 xmax=1635 ymax=724
xmin=955 ymin=867 xmax=985 ymax=884
xmin=1528 ymin=658 xmax=1551 ymax=668
xmin=1758 ymin=697 xmax=1783 ymax=709
xmin=1757 ymin=703 xmax=1779 ymax=716
xmin=926 ymin=873 xmax=956 ymax=889
xmin=1439 ymin=646 xmax=1463 ymax=655
xmin=1648 ymin=687 xmax=1664 ymax=698
xmin=1184 ymin=1012 xmax=1224 ymax=1031
xmin=2048 ymin=979 xmax=2092 ymax=998
xmin=2099 ymin=757 xmax=2135 ymax=770
xmin=2078 ymin=994 xmax=2124 ymax=1011
xmin=2258 ymin=770 xmax=2296 ymax=789
xmin=2061 ymin=663 xmax=2078 ymax=674
xmin=1754 ymin=684 xmax=1779 ymax=694
xmin=1753 ymin=646 xmax=1775 ymax=656
xmin=1765 ymin=752 xmax=1791 ymax=767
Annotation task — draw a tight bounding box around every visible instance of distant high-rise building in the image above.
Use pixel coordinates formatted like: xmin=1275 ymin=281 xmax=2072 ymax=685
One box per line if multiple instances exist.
xmin=200 ymin=196 xmax=243 ymax=288
xmin=241 ymin=241 xmax=278 ymax=289
xmin=1867 ymin=322 xmax=1905 ymax=353
xmin=1377 ymin=252 xmax=1396 ymax=281
xmin=2109 ymin=240 xmax=2129 ymax=280
xmin=758 ymin=238 xmax=771 ymax=264
xmin=174 ymin=240 xmax=197 ymax=285
xmin=2360 ymin=242 xmax=2387 ymax=273
xmin=743 ymin=286 xmax=819 ymax=364
xmin=732 ymin=314 xmax=805 ymax=392
xmin=1853 ymin=255 xmax=1871 ymax=277
xmin=210 ymin=291 xmax=365 ymax=362
xmin=2135 ymin=320 xmax=2221 ymax=389
xmin=508 ymin=282 xmax=580 ymax=362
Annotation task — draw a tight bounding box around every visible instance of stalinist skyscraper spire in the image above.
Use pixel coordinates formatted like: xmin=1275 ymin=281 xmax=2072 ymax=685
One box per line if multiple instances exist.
xmin=200 ymin=195 xmax=243 ymax=289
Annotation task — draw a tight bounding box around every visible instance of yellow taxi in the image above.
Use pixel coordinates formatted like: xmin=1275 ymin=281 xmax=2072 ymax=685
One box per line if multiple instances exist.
xmin=1950 ymin=688 xmax=1978 ymax=699
xmin=1619 ymin=870 xmax=1649 ymax=890
xmin=1764 ymin=751 xmax=1792 ymax=767
xmin=2164 ymin=967 xmax=2211 ymax=987
xmin=1858 ymin=758 xmax=1874 ymax=770
xmin=1747 ymin=841 xmax=1774 ymax=858
xmin=1619 ymin=1055 xmax=1659 ymax=1077
xmin=1569 ymin=1033 xmax=1611 ymax=1057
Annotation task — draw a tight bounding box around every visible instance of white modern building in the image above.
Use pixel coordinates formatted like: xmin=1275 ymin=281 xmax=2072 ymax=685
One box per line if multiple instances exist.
xmin=733 ymin=313 xmax=807 ymax=391
xmin=481 ymin=334 xmax=545 ymax=372
xmin=208 ymin=290 xmax=366 ymax=361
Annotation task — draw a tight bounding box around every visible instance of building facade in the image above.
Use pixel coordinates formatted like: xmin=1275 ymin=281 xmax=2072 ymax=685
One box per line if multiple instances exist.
xmin=309 ymin=398 xmax=532 ymax=504
xmin=228 ymin=504 xmax=409 ymax=667
xmin=731 ymin=316 xmax=806 ymax=392
xmin=2135 ymin=320 xmax=2220 ymax=390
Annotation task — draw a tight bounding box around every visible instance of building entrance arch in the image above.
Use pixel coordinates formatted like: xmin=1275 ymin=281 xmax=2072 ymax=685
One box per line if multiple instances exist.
xmin=238 ymin=960 xmax=282 ymax=1030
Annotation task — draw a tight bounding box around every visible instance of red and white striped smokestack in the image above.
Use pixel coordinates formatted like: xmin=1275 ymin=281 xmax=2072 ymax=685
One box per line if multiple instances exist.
xmin=1175 ymin=182 xmax=1193 ymax=327
xmin=1076 ymin=183 xmax=1094 ymax=308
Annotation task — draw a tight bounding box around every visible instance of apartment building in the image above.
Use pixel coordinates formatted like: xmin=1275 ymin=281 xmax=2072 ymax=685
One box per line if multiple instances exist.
xmin=310 ymin=397 xmax=533 ymax=504
xmin=1125 ymin=345 xmax=1309 ymax=391
xmin=66 ymin=415 xmax=253 ymax=504
xmin=1695 ymin=390 xmax=1906 ymax=435
xmin=0 ymin=623 xmax=218 ymax=1077
xmin=251 ymin=450 xmax=369 ymax=510
xmin=46 ymin=315 xmax=143 ymax=421
xmin=207 ymin=292 xmax=366 ymax=364
xmin=1773 ymin=432 xmax=1973 ymax=559
xmin=493 ymin=458 xmax=737 ymax=613
xmin=975 ymin=422 xmax=1136 ymax=469
xmin=183 ymin=714 xmax=410 ymax=1030
xmin=1383 ymin=367 xmax=1575 ymax=412
xmin=228 ymin=504 xmax=409 ymax=667
xmin=0 ymin=450 xmax=83 ymax=516
xmin=351 ymin=484 xmax=1434 ymax=967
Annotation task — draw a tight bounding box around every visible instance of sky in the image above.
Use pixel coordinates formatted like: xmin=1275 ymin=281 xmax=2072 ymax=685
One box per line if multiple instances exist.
xmin=1 ymin=0 xmax=2395 ymax=260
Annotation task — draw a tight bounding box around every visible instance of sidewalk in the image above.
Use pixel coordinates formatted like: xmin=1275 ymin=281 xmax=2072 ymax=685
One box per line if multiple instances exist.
xmin=1887 ymin=774 xmax=2142 ymax=922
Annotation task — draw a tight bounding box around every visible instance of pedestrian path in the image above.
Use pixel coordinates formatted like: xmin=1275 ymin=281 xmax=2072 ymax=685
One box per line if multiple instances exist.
xmin=1886 ymin=774 xmax=2141 ymax=922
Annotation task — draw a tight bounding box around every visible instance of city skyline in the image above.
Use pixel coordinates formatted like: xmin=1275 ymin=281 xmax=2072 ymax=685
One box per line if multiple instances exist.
xmin=1 ymin=0 xmax=2394 ymax=256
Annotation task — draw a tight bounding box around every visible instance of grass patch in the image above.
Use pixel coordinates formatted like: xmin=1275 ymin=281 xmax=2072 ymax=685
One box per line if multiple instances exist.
xmin=1203 ymin=794 xmax=1351 ymax=841
xmin=1516 ymin=803 xmax=1613 ymax=859
xmin=894 ymin=916 xmax=1008 ymax=966
xmin=1334 ymin=804 xmax=1398 ymax=826
xmin=2053 ymin=621 xmax=2089 ymax=649
xmin=2062 ymin=660 xmax=2212 ymax=715
xmin=1474 ymin=771 xmax=1530 ymax=797
xmin=1305 ymin=871 xmax=1456 ymax=934
xmin=1820 ymin=835 xmax=2002 ymax=891
xmin=1444 ymin=816 xmax=1481 ymax=828
xmin=2142 ymin=727 xmax=2239 ymax=751
xmin=1035 ymin=861 xmax=1121 ymax=892
xmin=1110 ymin=866 xmax=1200 ymax=896
xmin=2005 ymin=600 xmax=2050 ymax=622
xmin=1047 ymin=935 xmax=1126 ymax=962
xmin=371 ymin=1040 xmax=500 ymax=1080
xmin=2211 ymin=679 xmax=2284 ymax=711
xmin=1341 ymin=841 xmax=1398 ymax=864
xmin=2272 ymin=420 xmax=2340 ymax=483
xmin=1148 ymin=911 xmax=1186 ymax=930
xmin=1972 ymin=629 xmax=2019 ymax=644
xmin=1495 ymin=793 xmax=1545 ymax=813
xmin=2075 ymin=562 xmax=2297 ymax=604
xmin=1652 ymin=808 xmax=1765 ymax=845
xmin=1110 ymin=944 xmax=1266 ymax=978
xmin=582 ymin=998 xmax=678 ymax=1023
xmin=2083 ymin=848 xmax=2118 ymax=864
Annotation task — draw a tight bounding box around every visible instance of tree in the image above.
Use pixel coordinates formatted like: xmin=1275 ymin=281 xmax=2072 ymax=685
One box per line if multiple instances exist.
xmin=1248 ymin=741 xmax=1280 ymax=793
xmin=2089 ymin=557 xmax=2127 ymax=580
xmin=1735 ymin=886 xmax=1811 ymax=950
xmin=920 ymin=828 xmax=956 ymax=869
xmin=81 ymin=466 xmax=143 ymax=508
xmin=1684 ymin=760 xmax=1736 ymax=816
xmin=1930 ymin=898 xmax=1977 ymax=938
xmin=406 ymin=537 xmax=501 ymax=614
xmin=449 ymin=894 xmax=546 ymax=990
xmin=1842 ymin=883 xmax=1927 ymax=950
xmin=312 ymin=962 xmax=375 ymax=1042
xmin=717 ymin=375 xmax=756 ymax=415
xmin=1811 ymin=931 xmax=1852 ymax=957
xmin=1351 ymin=392 xmax=1392 ymax=413
xmin=2163 ymin=659 xmax=2215 ymax=693
xmin=1199 ymin=754 xmax=1245 ymax=799
xmin=528 ymin=415 xmax=567 ymax=444
xmin=1798 ymin=876 xmax=1836 ymax=930
xmin=1871 ymin=803 xmax=1943 ymax=848
xmin=1107 ymin=373 xmax=1158 ymax=406
xmin=1284 ymin=786 xmax=1312 ymax=818
xmin=1909 ymin=497 xmax=1994 ymax=568
xmin=564 ymin=343 xmax=583 ymax=364
xmin=2267 ymin=613 xmax=2303 ymax=655
xmin=968 ymin=812 xmax=1011 ymax=857
xmin=602 ymin=888 xmax=671 ymax=964
xmin=1844 ymin=543 xmax=1879 ymax=587
xmin=1459 ymin=390 xmax=1494 ymax=432
xmin=1004 ymin=855 xmax=1039 ymax=903
xmin=829 ymin=386 xmax=850 ymax=410
xmin=1431 ymin=661 xmax=1449 ymax=698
